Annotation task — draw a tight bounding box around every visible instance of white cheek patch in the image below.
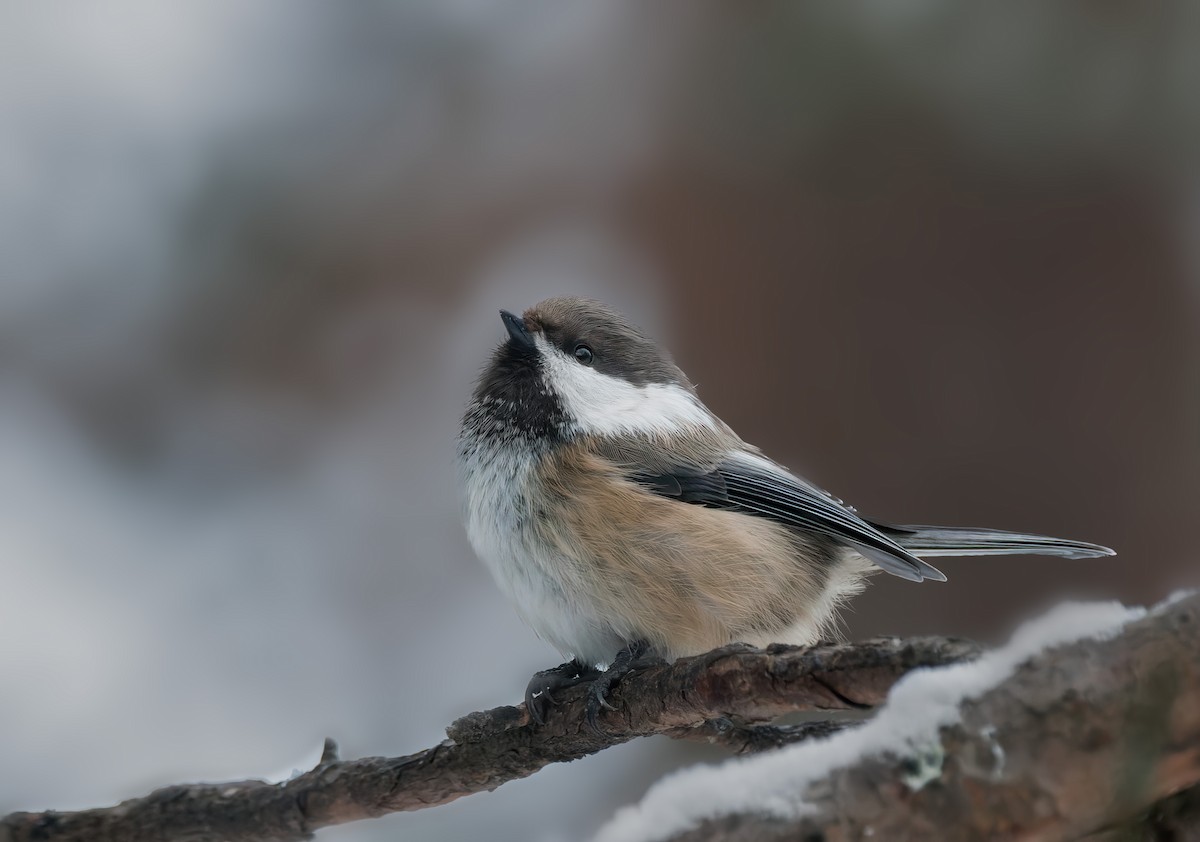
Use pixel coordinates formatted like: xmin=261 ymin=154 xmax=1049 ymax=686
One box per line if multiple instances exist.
xmin=535 ymin=335 xmax=716 ymax=437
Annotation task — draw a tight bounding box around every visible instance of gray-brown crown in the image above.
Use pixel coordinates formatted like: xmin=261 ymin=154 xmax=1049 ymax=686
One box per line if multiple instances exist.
xmin=522 ymin=297 xmax=689 ymax=388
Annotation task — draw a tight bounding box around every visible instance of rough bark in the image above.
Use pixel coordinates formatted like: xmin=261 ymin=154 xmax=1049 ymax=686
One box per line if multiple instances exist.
xmin=667 ymin=593 xmax=1200 ymax=842
xmin=0 ymin=635 xmax=978 ymax=842
xmin=1077 ymin=784 xmax=1200 ymax=841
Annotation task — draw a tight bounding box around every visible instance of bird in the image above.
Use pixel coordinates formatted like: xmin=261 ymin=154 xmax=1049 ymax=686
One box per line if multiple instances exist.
xmin=456 ymin=297 xmax=1114 ymax=728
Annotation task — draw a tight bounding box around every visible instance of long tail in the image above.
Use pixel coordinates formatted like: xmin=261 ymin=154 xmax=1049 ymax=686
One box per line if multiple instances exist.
xmin=875 ymin=524 xmax=1115 ymax=559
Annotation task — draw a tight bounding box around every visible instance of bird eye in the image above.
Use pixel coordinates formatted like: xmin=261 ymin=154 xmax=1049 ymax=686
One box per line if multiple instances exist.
xmin=573 ymin=344 xmax=594 ymax=365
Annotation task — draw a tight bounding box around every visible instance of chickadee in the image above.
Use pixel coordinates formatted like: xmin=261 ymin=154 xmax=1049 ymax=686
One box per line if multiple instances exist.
xmin=457 ymin=297 xmax=1114 ymax=726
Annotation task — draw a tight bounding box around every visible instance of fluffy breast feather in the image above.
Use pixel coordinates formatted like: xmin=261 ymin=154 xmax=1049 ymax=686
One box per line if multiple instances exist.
xmin=531 ymin=440 xmax=863 ymax=662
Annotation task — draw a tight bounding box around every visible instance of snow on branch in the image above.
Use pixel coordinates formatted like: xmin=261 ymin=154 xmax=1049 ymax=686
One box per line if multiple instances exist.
xmin=0 ymin=636 xmax=979 ymax=842
xmin=598 ymin=592 xmax=1200 ymax=842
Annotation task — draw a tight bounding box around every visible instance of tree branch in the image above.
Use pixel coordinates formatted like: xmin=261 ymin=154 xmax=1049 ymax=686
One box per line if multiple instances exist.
xmin=0 ymin=636 xmax=978 ymax=842
xmin=668 ymin=716 xmax=860 ymax=754
xmin=9 ymin=595 xmax=1195 ymax=842
xmin=1081 ymin=783 xmax=1200 ymax=841
xmin=658 ymin=593 xmax=1200 ymax=842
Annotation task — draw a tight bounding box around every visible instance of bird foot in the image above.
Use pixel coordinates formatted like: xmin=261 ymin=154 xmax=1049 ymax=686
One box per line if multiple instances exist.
xmin=585 ymin=640 xmax=661 ymax=734
xmin=525 ymin=660 xmax=597 ymax=726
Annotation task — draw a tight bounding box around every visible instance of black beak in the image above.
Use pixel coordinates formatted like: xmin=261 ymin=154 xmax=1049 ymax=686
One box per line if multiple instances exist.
xmin=499 ymin=309 xmax=535 ymax=351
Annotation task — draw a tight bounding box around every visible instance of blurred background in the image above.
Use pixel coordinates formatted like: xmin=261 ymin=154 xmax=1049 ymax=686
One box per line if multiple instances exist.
xmin=2 ymin=2 xmax=1198 ymax=840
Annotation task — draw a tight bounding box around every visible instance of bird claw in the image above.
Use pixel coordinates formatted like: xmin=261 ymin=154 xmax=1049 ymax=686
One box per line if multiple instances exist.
xmin=583 ymin=682 xmax=613 ymax=731
xmin=526 ymin=642 xmax=661 ymax=732
xmin=583 ymin=640 xmax=658 ymax=735
xmin=524 ymin=660 xmax=595 ymax=726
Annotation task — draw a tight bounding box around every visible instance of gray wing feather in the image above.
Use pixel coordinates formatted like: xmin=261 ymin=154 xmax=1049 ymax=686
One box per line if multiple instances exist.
xmin=614 ymin=441 xmax=944 ymax=583
xmin=716 ymin=455 xmax=944 ymax=582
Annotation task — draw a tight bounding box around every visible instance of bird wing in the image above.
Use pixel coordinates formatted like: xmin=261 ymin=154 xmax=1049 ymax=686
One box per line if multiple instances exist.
xmin=589 ymin=436 xmax=943 ymax=583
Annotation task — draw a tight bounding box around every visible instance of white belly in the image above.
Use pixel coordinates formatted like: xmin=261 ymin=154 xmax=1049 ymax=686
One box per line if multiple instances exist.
xmin=457 ymin=438 xmax=626 ymax=666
